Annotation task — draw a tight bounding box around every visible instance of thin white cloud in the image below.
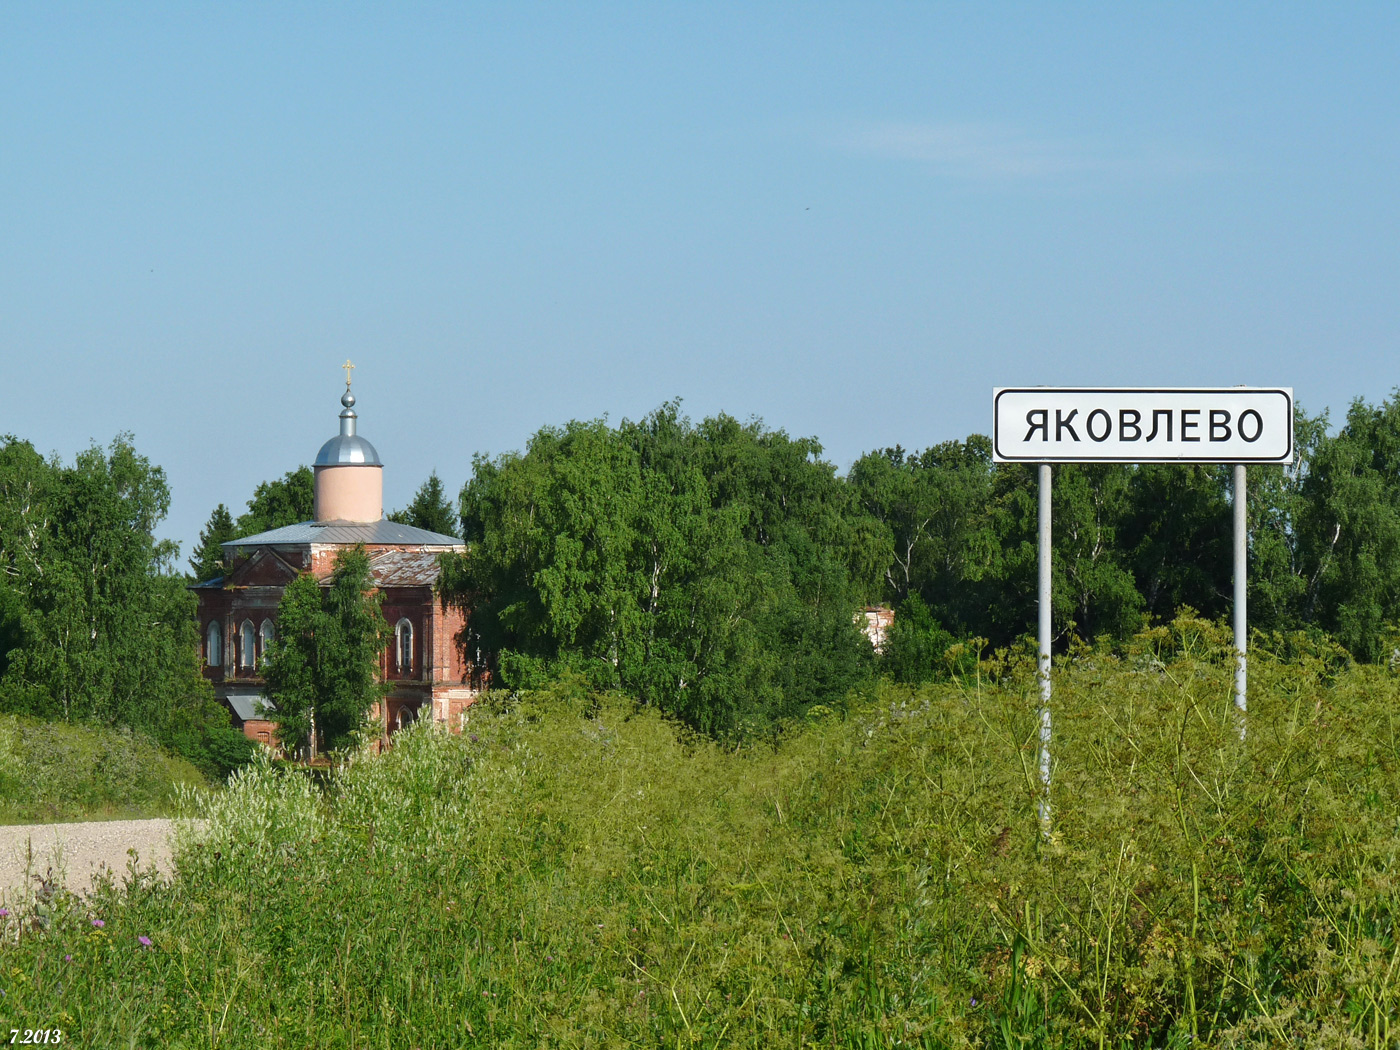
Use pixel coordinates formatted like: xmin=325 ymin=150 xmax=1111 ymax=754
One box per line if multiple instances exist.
xmin=836 ymin=121 xmax=1219 ymax=181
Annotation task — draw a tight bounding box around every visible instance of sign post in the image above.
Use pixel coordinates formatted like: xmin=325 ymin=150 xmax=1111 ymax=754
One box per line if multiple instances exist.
xmin=993 ymin=388 xmax=1293 ymax=822
xmin=1037 ymin=463 xmax=1052 ymax=830
xmin=1233 ymin=464 xmax=1247 ymax=736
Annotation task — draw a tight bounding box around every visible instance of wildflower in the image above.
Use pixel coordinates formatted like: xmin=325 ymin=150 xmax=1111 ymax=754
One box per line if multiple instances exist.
xmin=0 ymin=907 xmax=7 ymax=917
xmin=91 ymin=918 xmax=105 ymax=928
xmin=138 ymin=936 xmax=153 ymax=948
xmin=64 ymin=955 xmax=71 ymax=962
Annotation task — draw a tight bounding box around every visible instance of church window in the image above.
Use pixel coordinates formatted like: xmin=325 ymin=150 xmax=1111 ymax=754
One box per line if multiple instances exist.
xmin=396 ymin=618 xmax=413 ymax=676
xmin=259 ymin=619 xmax=275 ymax=665
xmin=239 ymin=620 xmax=256 ymax=670
xmin=206 ymin=621 xmax=222 ymax=668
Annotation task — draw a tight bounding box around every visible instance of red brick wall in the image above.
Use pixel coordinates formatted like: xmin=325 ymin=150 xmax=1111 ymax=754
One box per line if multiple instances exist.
xmin=380 ymin=587 xmax=430 ymax=681
xmin=241 ymin=719 xmax=279 ymax=751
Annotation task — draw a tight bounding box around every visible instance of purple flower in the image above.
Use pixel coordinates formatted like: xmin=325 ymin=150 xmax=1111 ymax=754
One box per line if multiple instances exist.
xmin=470 ymin=734 xmax=479 ymax=743
xmin=138 ymin=936 xmax=152 ymax=948
xmin=64 ymin=954 xmax=72 ymax=962
xmin=91 ymin=918 xmax=105 ymax=928
xmin=0 ymin=907 xmax=8 ymax=917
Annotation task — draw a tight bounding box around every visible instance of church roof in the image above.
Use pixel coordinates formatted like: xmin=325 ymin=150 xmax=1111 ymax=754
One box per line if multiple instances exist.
xmin=315 ymin=388 xmax=382 ymax=466
xmin=223 ymin=519 xmax=464 ymax=548
xmin=315 ymin=432 xmax=381 ymax=466
xmin=368 ymin=549 xmax=449 ymax=587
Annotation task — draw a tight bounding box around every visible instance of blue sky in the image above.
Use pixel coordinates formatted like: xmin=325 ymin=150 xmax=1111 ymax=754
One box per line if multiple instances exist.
xmin=2 ymin=3 xmax=1397 ymax=558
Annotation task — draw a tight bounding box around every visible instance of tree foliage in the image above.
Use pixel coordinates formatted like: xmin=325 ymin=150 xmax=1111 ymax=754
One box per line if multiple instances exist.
xmin=187 ymin=466 xmax=315 ymax=583
xmin=1294 ymin=394 xmax=1400 ymax=659
xmin=263 ymin=546 xmax=390 ymax=754
xmin=0 ymin=435 xmax=228 ymax=775
xmin=440 ymin=404 xmax=873 ymax=734
xmin=441 ymin=394 xmax=1400 ymax=723
xmin=189 ymin=503 xmax=236 ymax=583
xmin=234 ymin=466 xmax=315 ymax=538
xmin=389 ymin=471 xmax=457 ymax=536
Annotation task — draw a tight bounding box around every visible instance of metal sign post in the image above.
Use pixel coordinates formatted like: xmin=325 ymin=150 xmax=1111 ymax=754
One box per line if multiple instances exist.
xmin=994 ymin=387 xmax=1293 ymax=827
xmin=1037 ymin=463 xmax=1053 ymax=830
xmin=1233 ymin=464 xmax=1247 ymax=737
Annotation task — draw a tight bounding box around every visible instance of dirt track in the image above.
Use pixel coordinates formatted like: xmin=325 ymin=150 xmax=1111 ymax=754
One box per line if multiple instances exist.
xmin=0 ymin=819 xmax=182 ymax=904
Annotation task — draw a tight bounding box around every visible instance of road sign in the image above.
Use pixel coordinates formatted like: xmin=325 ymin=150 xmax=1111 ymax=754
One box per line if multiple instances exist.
xmin=993 ymin=387 xmax=1293 ymax=464
xmin=997 ymin=385 xmax=1292 ymax=834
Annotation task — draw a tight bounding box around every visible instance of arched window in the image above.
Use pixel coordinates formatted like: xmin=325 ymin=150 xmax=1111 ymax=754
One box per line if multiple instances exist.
xmin=206 ymin=620 xmax=222 ymax=668
xmin=259 ymin=619 xmax=275 ymax=666
xmin=396 ymin=618 xmax=413 ymax=676
xmin=239 ymin=619 xmax=256 ymax=670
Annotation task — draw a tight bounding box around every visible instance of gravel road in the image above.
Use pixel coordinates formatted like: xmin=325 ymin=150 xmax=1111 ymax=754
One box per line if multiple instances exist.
xmin=0 ymin=819 xmax=184 ymax=904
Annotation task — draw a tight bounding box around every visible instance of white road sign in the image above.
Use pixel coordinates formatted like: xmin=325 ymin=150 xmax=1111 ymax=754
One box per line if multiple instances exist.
xmin=992 ymin=387 xmax=1293 ymax=464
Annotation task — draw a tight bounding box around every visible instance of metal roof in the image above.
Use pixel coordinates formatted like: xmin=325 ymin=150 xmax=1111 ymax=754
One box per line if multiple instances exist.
xmin=224 ymin=690 xmax=276 ymax=722
xmin=368 ymin=549 xmax=446 ymax=587
xmin=315 ymin=433 xmax=382 ymax=466
xmin=314 ymin=389 xmax=382 ymax=466
xmin=223 ymin=519 xmax=464 ymax=549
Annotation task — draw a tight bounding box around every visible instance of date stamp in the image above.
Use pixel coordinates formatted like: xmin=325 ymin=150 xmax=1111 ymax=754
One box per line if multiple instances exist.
xmin=9 ymin=1033 xmax=62 ymax=1045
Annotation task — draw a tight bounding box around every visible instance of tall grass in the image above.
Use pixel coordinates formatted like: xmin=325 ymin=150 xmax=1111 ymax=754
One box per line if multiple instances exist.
xmin=2 ymin=615 xmax=1398 ymax=1047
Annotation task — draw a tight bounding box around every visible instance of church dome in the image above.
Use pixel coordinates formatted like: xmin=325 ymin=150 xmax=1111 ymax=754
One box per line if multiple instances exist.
xmin=315 ymin=390 xmax=382 ymax=466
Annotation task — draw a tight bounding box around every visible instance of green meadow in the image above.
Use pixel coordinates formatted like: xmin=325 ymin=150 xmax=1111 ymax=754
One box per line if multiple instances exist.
xmin=3 ymin=617 xmax=1399 ymax=1047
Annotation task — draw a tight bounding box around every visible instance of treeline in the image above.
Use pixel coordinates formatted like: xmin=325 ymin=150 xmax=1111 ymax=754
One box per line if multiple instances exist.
xmin=4 ymin=389 xmax=1399 ymax=761
xmin=848 ymin=393 xmax=1400 ymax=665
xmin=438 ymin=393 xmax=1400 ymax=733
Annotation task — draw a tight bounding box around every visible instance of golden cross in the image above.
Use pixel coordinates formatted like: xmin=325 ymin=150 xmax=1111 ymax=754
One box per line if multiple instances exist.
xmin=342 ymin=359 xmax=355 ymax=388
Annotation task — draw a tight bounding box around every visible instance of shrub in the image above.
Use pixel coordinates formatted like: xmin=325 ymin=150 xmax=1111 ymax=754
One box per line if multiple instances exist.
xmin=0 ymin=715 xmax=207 ymax=823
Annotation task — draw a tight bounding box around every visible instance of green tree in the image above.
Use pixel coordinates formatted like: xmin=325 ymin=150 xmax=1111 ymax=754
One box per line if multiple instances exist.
xmin=189 ymin=503 xmax=236 ymax=582
xmin=389 ymin=472 xmax=457 ymax=535
xmin=0 ymin=434 xmax=225 ymax=772
xmin=1050 ymin=464 xmax=1144 ymax=640
xmin=880 ymin=593 xmax=958 ymax=684
xmin=1249 ymin=404 xmax=1328 ymax=632
xmin=1119 ymin=465 xmax=1231 ymax=623
xmin=234 ymin=466 xmax=314 ymax=537
xmin=848 ymin=438 xmax=1000 ymax=629
xmin=441 ymin=404 xmax=873 ymax=735
xmin=262 ymin=571 xmax=320 ymax=754
xmin=263 ymin=546 xmax=389 ymax=755
xmin=1295 ymin=392 xmax=1400 ymax=660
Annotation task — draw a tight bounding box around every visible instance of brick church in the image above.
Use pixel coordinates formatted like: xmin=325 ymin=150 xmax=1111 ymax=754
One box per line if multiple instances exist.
xmin=193 ymin=372 xmax=480 ymax=754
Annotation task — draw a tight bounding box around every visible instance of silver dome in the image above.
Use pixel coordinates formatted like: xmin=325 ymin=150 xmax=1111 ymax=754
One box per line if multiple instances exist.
xmin=314 ymin=389 xmax=382 ymax=467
